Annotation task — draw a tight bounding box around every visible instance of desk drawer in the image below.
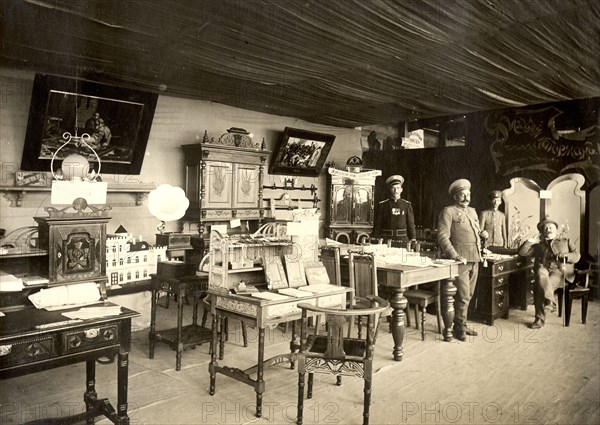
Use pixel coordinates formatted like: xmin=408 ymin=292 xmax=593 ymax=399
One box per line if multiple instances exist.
xmin=0 ymin=335 xmax=56 ymax=369
xmin=492 ymin=286 xmax=508 ymax=315
xmin=63 ymin=324 xmax=120 ymax=355
xmin=489 ymin=256 xmax=531 ymax=275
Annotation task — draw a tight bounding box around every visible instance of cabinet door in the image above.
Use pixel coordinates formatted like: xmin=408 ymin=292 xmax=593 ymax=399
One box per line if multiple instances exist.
xmin=50 ymin=224 xmax=105 ymax=284
xmin=203 ymin=161 xmax=233 ymax=208
xmin=352 ymin=185 xmax=373 ymax=225
xmin=232 ymin=164 xmax=259 ymax=208
xmin=332 ymin=184 xmax=352 ymax=224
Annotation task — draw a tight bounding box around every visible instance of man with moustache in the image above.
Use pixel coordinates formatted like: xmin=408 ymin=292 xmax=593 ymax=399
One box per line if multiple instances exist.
xmin=518 ymin=217 xmax=579 ymax=329
xmin=437 ymin=179 xmax=488 ymax=341
xmin=479 ymin=190 xmax=507 ymax=249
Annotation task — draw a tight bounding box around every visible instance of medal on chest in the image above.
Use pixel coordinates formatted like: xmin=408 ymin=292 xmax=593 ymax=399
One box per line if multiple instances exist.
xmin=392 ymin=208 xmax=404 ymax=215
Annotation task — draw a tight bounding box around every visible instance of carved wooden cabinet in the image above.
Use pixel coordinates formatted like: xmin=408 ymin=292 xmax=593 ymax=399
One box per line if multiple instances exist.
xmin=326 ymin=167 xmax=380 ymax=244
xmin=33 ymin=202 xmax=111 ymax=288
xmin=182 ymin=131 xmax=270 ymax=235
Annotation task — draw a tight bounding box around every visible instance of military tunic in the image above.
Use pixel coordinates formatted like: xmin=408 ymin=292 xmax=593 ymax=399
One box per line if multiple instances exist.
xmin=373 ymin=198 xmax=415 ymax=243
xmin=479 ymin=209 xmax=507 ymax=248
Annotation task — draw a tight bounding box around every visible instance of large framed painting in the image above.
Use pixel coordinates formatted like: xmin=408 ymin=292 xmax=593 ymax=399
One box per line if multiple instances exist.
xmin=268 ymin=127 xmax=335 ymax=177
xmin=21 ymin=73 xmax=158 ymax=175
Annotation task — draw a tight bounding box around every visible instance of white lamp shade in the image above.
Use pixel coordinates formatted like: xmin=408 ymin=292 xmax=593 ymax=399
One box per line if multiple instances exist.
xmin=148 ymin=184 xmax=190 ymax=222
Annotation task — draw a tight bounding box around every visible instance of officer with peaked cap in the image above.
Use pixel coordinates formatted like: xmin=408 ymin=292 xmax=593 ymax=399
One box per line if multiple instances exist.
xmin=437 ymin=179 xmax=488 ymax=341
xmin=479 ymin=190 xmax=507 ymax=249
xmin=373 ymin=174 xmax=415 ymax=246
xmin=518 ymin=216 xmax=579 ymax=329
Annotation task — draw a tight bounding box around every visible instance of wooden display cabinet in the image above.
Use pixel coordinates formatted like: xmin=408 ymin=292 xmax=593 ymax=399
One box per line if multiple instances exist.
xmin=181 ymin=131 xmax=270 ymax=236
xmin=208 ymin=230 xmax=293 ymax=292
xmin=326 ymin=167 xmax=380 ymax=244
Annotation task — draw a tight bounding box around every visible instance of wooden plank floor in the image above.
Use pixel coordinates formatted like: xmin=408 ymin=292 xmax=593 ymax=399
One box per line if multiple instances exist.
xmin=1 ymin=298 xmax=598 ymax=424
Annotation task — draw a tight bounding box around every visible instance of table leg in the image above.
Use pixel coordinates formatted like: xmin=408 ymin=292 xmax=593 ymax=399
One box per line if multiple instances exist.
xmin=85 ymin=359 xmax=97 ymax=425
xmin=390 ymin=287 xmax=408 ymax=361
xmin=255 ymin=327 xmax=265 ymax=417
xmin=176 ymin=282 xmax=184 ymax=371
xmin=441 ymin=277 xmax=457 ymax=341
xmin=209 ymin=314 xmax=219 ymax=396
xmin=117 ymin=350 xmax=130 ymax=424
xmin=289 ymin=320 xmax=298 ymax=370
xmin=149 ymin=276 xmax=157 ymax=359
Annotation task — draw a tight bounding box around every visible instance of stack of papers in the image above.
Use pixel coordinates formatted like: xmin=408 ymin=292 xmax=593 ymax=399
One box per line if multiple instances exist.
xmin=28 ymin=282 xmax=101 ymax=310
xmin=0 ymin=273 xmax=24 ymax=292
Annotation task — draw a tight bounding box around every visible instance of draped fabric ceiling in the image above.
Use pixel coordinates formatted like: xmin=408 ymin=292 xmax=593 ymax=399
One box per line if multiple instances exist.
xmin=2 ymin=0 xmax=599 ymax=128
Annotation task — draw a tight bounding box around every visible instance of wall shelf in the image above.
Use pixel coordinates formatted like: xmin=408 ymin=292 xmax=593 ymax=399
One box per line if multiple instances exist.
xmin=0 ymin=183 xmax=156 ymax=207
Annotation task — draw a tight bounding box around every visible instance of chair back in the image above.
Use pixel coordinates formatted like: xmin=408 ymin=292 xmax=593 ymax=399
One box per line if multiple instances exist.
xmin=320 ymin=246 xmax=342 ymax=286
xmin=348 ymin=251 xmax=378 ymax=305
xmin=573 ymin=263 xmax=592 ymax=288
xmin=298 ymin=296 xmax=389 ymax=359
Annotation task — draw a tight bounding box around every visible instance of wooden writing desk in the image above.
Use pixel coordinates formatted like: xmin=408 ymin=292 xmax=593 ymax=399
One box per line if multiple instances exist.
xmin=208 ymin=286 xmax=351 ymax=418
xmin=0 ymin=303 xmax=138 ymax=424
xmin=377 ymin=261 xmax=460 ymax=361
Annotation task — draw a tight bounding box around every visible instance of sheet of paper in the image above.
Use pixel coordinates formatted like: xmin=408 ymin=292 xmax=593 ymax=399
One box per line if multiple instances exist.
xmin=278 ymin=288 xmax=313 ymax=297
xmin=230 ymin=219 xmax=241 ymax=228
xmin=251 ymin=292 xmax=290 ymax=301
xmin=298 ymin=284 xmax=340 ymax=293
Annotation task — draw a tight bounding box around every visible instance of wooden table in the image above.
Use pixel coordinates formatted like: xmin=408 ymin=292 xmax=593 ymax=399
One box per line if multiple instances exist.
xmin=149 ymin=273 xmax=212 ymax=371
xmin=0 ymin=303 xmax=138 ymax=424
xmin=208 ymin=286 xmax=351 ymax=418
xmin=377 ymin=261 xmax=460 ymax=361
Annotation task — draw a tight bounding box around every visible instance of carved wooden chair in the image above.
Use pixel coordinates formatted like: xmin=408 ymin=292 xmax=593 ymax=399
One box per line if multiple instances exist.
xmin=348 ymin=251 xmax=382 ymax=337
xmin=555 ymin=263 xmax=592 ymax=326
xmin=320 ymin=245 xmax=342 ymax=286
xmin=404 ymin=281 xmax=442 ymax=341
xmin=296 ymin=296 xmax=389 ymax=425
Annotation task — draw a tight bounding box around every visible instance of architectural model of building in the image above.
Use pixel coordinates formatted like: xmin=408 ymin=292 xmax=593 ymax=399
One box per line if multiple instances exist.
xmin=105 ymin=226 xmax=166 ymax=286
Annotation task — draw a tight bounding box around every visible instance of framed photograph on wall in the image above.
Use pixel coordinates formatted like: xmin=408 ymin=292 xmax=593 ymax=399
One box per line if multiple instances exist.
xmin=21 ymin=74 xmax=158 ymax=175
xmin=268 ymin=127 xmax=335 ymax=177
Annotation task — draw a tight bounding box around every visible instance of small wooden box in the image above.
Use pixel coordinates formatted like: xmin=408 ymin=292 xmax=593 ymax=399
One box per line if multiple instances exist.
xmin=157 ymin=261 xmax=196 ymax=278
xmin=155 ymin=233 xmax=192 ymax=250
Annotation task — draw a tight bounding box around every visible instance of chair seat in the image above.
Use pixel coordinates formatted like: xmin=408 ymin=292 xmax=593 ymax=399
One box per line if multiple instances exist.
xmin=307 ymin=335 xmax=367 ymax=358
xmin=404 ymin=290 xmax=436 ymax=303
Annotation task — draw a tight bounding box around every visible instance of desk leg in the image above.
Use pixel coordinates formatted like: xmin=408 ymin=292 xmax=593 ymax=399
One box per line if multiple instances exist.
xmin=209 ymin=314 xmax=219 ymax=396
xmin=85 ymin=360 xmax=97 ymax=425
xmin=441 ymin=277 xmax=457 ymax=342
xmin=255 ymin=327 xmax=265 ymax=417
xmin=149 ymin=277 xmax=157 ymax=359
xmin=390 ymin=287 xmax=408 ymax=361
xmin=176 ymin=282 xmax=184 ymax=371
xmin=117 ymin=351 xmax=130 ymax=424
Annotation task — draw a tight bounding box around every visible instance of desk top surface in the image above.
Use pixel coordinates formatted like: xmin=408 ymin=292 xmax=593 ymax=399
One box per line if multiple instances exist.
xmin=0 ymin=302 xmax=139 ymax=340
xmin=209 ymin=286 xmax=352 ymax=306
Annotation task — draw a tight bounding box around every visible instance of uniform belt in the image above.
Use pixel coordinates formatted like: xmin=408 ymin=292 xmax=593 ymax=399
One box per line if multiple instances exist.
xmin=381 ymin=229 xmax=407 ymax=237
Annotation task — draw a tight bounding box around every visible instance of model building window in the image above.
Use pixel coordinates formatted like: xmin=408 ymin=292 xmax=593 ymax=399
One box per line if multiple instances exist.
xmin=135 ymin=271 xmax=140 ymax=279
xmin=119 ymin=259 xmax=123 ymax=266
xmin=119 ymin=273 xmax=123 ymax=282
xmin=143 ymin=270 xmax=148 ymax=277
xmin=113 ymin=259 xmax=117 ymax=267
xmin=127 ymin=272 xmax=131 ymax=280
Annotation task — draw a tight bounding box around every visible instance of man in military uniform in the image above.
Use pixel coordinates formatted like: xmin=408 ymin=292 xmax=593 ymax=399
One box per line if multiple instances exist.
xmin=373 ymin=175 xmax=416 ymax=246
xmin=437 ymin=179 xmax=488 ymax=341
xmin=479 ymin=190 xmax=507 ymax=249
